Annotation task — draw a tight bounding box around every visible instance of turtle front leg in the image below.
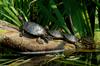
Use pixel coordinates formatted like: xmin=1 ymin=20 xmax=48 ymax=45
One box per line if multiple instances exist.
xmin=36 ymin=35 xmax=53 ymax=44
xmin=36 ymin=37 xmax=46 ymax=44
xmin=41 ymin=35 xmax=54 ymax=44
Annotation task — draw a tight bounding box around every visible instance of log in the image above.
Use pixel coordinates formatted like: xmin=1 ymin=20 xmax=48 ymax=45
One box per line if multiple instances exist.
xmin=0 ymin=29 xmax=64 ymax=52
xmin=0 ymin=20 xmax=76 ymax=54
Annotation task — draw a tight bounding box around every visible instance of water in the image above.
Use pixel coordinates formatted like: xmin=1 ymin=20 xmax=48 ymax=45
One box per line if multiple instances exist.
xmin=0 ymin=46 xmax=100 ymax=66
xmin=44 ymin=51 xmax=100 ymax=66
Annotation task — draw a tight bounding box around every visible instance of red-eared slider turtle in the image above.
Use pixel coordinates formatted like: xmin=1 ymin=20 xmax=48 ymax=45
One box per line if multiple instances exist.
xmin=48 ymin=30 xmax=63 ymax=39
xmin=18 ymin=16 xmax=48 ymax=44
xmin=23 ymin=22 xmax=46 ymax=36
xmin=63 ymin=34 xmax=78 ymax=44
xmin=23 ymin=22 xmax=49 ymax=44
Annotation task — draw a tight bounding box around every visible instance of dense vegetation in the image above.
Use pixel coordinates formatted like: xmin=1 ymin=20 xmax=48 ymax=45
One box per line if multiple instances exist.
xmin=0 ymin=0 xmax=100 ymax=37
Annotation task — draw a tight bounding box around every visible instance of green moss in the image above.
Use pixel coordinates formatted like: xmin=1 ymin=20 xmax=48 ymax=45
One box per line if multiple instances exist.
xmin=0 ymin=30 xmax=7 ymax=34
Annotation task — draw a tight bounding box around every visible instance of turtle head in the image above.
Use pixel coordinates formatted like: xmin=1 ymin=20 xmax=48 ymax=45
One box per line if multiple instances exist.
xmin=17 ymin=15 xmax=25 ymax=36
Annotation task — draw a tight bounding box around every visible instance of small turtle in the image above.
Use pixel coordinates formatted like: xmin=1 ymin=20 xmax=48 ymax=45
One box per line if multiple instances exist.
xmin=63 ymin=34 xmax=78 ymax=44
xmin=48 ymin=30 xmax=63 ymax=40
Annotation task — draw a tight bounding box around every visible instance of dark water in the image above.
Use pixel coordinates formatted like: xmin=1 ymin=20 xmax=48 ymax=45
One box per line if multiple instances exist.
xmin=43 ymin=52 xmax=100 ymax=66
xmin=0 ymin=46 xmax=100 ymax=66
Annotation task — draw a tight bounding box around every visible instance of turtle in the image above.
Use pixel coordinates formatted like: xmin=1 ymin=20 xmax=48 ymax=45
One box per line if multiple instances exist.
xmin=48 ymin=30 xmax=63 ymax=40
xmin=23 ymin=22 xmax=49 ymax=44
xmin=23 ymin=22 xmax=46 ymax=36
xmin=63 ymin=34 xmax=78 ymax=44
xmin=18 ymin=16 xmax=48 ymax=44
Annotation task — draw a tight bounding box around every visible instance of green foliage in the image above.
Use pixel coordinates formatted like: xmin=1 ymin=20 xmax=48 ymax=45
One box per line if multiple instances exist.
xmin=62 ymin=0 xmax=88 ymax=37
xmin=35 ymin=0 xmax=99 ymax=38
xmin=0 ymin=0 xmax=100 ymax=38
xmin=0 ymin=0 xmax=31 ymax=27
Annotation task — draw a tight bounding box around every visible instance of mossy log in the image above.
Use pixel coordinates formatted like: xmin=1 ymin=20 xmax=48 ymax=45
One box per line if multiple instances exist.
xmin=0 ymin=20 xmax=76 ymax=54
xmin=0 ymin=28 xmax=64 ymax=52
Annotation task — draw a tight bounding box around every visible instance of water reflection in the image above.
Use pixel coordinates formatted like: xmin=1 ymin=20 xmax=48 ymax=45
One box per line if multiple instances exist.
xmin=44 ymin=51 xmax=100 ymax=66
xmin=78 ymin=52 xmax=100 ymax=66
xmin=0 ymin=46 xmax=100 ymax=66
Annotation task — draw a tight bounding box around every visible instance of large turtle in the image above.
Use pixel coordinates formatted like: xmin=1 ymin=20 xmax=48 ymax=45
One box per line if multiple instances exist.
xmin=23 ymin=22 xmax=46 ymax=36
xmin=23 ymin=22 xmax=50 ymax=44
xmin=18 ymin=16 xmax=48 ymax=44
xmin=22 ymin=22 xmax=49 ymax=43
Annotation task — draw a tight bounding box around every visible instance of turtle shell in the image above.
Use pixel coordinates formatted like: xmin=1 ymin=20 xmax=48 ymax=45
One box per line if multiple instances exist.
xmin=63 ymin=34 xmax=78 ymax=43
xmin=48 ymin=30 xmax=63 ymax=39
xmin=23 ymin=22 xmax=46 ymax=36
